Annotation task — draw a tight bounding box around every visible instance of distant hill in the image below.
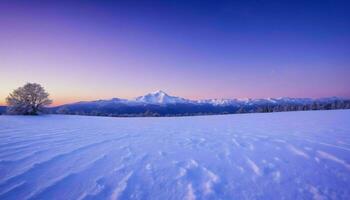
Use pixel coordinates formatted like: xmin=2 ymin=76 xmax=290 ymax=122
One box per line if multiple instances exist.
xmin=50 ymin=91 xmax=350 ymax=117
xmin=0 ymin=106 xmax=6 ymax=114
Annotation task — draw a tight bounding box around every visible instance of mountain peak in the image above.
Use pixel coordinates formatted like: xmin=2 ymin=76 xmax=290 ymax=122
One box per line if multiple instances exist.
xmin=150 ymin=90 xmax=168 ymax=96
xmin=135 ymin=90 xmax=188 ymax=104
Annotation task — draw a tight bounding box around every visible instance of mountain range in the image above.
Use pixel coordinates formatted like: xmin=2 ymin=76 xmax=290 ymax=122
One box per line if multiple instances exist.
xmin=48 ymin=90 xmax=350 ymax=117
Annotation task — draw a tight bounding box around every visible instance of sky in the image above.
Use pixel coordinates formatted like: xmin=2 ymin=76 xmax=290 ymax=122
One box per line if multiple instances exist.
xmin=1 ymin=0 xmax=349 ymax=106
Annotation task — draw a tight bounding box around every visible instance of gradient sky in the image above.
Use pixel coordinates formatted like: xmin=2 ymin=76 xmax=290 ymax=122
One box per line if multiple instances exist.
xmin=1 ymin=0 xmax=350 ymax=106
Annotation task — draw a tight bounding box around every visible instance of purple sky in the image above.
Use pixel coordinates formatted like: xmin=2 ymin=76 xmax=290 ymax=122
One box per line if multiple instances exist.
xmin=1 ymin=1 xmax=349 ymax=105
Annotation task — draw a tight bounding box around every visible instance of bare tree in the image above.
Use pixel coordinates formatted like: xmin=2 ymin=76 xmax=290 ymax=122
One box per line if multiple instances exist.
xmin=6 ymin=83 xmax=52 ymax=115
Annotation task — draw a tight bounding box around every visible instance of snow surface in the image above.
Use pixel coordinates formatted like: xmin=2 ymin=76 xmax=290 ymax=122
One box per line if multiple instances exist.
xmin=0 ymin=110 xmax=350 ymax=200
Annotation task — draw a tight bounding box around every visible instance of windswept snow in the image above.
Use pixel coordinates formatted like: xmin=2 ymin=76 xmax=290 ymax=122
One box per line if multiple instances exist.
xmin=0 ymin=110 xmax=350 ymax=199
xmin=246 ymin=158 xmax=261 ymax=176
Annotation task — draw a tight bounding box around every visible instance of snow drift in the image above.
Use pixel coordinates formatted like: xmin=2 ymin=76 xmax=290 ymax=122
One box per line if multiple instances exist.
xmin=0 ymin=110 xmax=349 ymax=199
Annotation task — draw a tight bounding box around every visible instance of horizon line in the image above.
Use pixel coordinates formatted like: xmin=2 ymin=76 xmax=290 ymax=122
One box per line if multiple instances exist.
xmin=1 ymin=91 xmax=349 ymax=107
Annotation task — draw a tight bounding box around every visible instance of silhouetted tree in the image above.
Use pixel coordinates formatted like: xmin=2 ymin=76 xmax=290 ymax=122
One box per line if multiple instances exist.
xmin=6 ymin=83 xmax=52 ymax=115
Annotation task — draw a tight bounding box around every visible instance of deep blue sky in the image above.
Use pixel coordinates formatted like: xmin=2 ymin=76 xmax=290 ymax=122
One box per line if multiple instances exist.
xmin=1 ymin=0 xmax=350 ymax=105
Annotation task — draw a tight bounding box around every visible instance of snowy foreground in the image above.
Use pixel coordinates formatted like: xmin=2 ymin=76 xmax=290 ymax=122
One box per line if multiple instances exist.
xmin=0 ymin=110 xmax=350 ymax=200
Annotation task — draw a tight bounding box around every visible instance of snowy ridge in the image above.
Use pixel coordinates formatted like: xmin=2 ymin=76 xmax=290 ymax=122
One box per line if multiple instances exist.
xmin=60 ymin=91 xmax=348 ymax=106
xmin=196 ymin=98 xmax=241 ymax=106
xmin=51 ymin=91 xmax=350 ymax=117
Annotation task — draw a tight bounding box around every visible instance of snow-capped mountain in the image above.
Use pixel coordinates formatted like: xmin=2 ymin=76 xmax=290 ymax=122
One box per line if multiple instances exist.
xmin=57 ymin=91 xmax=347 ymax=107
xmin=134 ymin=90 xmax=191 ymax=104
xmin=51 ymin=91 xmax=350 ymax=117
xmin=196 ymin=99 xmax=241 ymax=106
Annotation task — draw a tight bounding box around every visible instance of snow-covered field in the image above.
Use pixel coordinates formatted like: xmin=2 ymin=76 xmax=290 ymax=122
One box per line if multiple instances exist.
xmin=0 ymin=110 xmax=349 ymax=200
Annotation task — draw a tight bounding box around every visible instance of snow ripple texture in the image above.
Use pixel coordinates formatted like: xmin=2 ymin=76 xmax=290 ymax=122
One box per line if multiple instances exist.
xmin=0 ymin=110 xmax=350 ymax=200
